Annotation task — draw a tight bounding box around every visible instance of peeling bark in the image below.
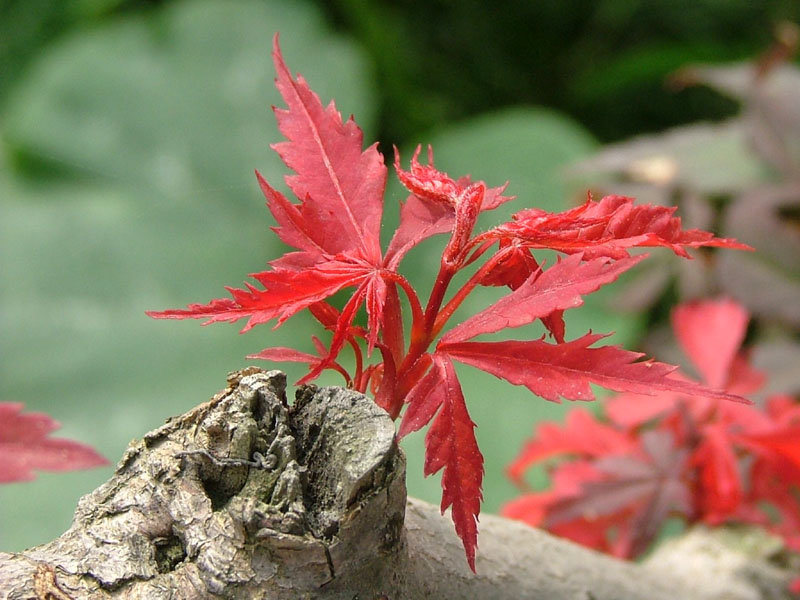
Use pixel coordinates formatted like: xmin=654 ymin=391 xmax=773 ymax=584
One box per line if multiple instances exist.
xmin=0 ymin=368 xmax=795 ymax=599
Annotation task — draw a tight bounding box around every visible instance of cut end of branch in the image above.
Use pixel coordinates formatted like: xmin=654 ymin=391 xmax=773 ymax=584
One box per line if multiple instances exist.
xmin=0 ymin=368 xmax=407 ymax=599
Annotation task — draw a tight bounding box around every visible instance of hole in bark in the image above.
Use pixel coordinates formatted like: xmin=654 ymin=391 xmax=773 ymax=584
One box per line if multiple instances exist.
xmin=154 ymin=534 xmax=186 ymax=573
xmin=202 ymin=476 xmax=232 ymax=510
xmin=253 ymin=397 xmax=268 ymax=424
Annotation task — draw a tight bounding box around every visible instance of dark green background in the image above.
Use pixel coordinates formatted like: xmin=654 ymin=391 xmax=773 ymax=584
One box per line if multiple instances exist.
xmin=2 ymin=0 xmax=797 ymax=552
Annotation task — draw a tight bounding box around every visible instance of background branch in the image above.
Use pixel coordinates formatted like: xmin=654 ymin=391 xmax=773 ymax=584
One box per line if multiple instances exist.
xmin=0 ymin=368 xmax=794 ymax=599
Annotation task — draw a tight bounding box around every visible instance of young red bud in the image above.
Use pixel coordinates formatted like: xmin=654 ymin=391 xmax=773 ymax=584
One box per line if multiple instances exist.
xmin=394 ymin=145 xmax=461 ymax=205
xmin=443 ymin=182 xmax=485 ymax=267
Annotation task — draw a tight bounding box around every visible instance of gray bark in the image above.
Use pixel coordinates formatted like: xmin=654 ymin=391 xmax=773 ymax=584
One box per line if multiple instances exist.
xmin=0 ymin=368 xmax=795 ymax=599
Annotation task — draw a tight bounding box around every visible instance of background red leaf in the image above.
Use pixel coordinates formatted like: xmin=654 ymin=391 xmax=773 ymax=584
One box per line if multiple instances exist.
xmin=673 ymin=298 xmax=749 ymax=389
xmin=507 ymin=408 xmax=636 ymax=484
xmin=0 ymin=402 xmax=107 ymax=483
xmin=544 ymin=431 xmax=692 ymax=557
xmin=692 ymin=424 xmax=743 ymax=522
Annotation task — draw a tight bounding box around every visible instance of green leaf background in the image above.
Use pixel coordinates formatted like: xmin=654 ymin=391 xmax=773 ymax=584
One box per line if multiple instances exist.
xmin=1 ymin=0 xmax=641 ymax=551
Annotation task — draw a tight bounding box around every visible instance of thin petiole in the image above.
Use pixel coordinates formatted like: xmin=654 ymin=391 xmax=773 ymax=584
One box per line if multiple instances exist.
xmin=432 ymin=245 xmax=513 ymax=337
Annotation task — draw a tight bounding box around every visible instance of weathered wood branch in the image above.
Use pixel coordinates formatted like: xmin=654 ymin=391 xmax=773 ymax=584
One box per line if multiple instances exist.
xmin=0 ymin=368 xmax=795 ymax=599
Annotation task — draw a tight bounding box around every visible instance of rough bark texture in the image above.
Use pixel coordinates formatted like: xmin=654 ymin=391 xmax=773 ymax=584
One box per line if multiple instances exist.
xmin=0 ymin=368 xmax=795 ymax=599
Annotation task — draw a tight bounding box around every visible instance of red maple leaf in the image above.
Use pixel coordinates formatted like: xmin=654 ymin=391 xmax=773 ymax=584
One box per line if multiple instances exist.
xmin=149 ymin=37 xmax=751 ymax=570
xmin=399 ymin=355 xmax=483 ymax=571
xmin=485 ymin=194 xmax=751 ymax=260
xmin=506 ymin=408 xmax=636 ymax=485
xmin=544 ymin=431 xmax=693 ymax=557
xmin=149 ymin=37 xmax=397 ymax=374
xmin=0 ymin=402 xmax=107 ymax=483
xmin=504 ymin=298 xmax=800 ymax=563
xmin=505 ymin=414 xmax=693 ymax=557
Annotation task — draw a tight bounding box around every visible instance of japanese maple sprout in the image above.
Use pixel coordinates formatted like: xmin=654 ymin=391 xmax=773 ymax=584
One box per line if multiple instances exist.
xmin=149 ymin=35 xmax=751 ymax=570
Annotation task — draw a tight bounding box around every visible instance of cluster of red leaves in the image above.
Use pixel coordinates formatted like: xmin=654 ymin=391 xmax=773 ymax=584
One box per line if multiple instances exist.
xmin=149 ymin=36 xmax=751 ymax=570
xmin=0 ymin=402 xmax=107 ymax=483
xmin=503 ymin=299 xmax=800 ymax=571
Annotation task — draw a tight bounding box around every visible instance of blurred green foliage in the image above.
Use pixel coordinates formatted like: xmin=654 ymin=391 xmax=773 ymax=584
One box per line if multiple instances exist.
xmin=4 ymin=1 xmax=799 ymax=143
xmin=322 ymin=0 xmax=799 ymax=143
xmin=1 ymin=0 xmax=796 ymax=553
